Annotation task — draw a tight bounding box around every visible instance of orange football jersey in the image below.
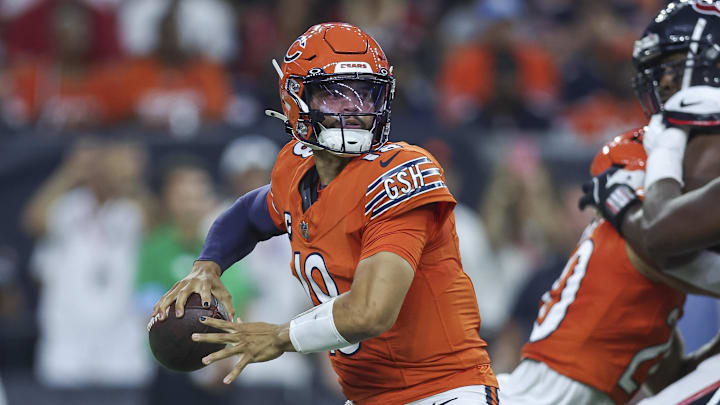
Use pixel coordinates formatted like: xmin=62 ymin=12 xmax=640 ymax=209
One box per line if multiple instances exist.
xmin=522 ymin=207 xmax=686 ymax=402
xmin=266 ymin=140 xmax=497 ymax=404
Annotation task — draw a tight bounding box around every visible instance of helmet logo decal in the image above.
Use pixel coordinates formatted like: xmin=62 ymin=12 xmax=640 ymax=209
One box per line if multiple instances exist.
xmin=633 ymin=33 xmax=659 ymax=59
xmin=335 ymin=62 xmax=373 ymax=73
xmin=693 ymin=2 xmax=720 ymax=17
xmin=284 ymin=35 xmax=308 ymax=63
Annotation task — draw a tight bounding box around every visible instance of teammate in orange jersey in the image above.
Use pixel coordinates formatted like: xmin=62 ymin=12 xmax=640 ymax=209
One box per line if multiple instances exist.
xmin=152 ymin=23 xmax=499 ymax=405
xmin=500 ymin=2 xmax=720 ymax=404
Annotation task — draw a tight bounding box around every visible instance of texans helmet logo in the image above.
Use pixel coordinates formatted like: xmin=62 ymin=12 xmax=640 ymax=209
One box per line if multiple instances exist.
xmin=693 ymin=2 xmax=720 ymax=17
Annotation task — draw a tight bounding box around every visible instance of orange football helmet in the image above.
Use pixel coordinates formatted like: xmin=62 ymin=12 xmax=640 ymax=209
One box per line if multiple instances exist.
xmin=265 ymin=23 xmax=395 ymax=155
xmin=590 ymin=129 xmax=647 ymax=176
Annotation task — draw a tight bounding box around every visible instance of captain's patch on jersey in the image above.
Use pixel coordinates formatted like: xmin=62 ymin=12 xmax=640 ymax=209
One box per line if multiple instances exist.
xmin=365 ymin=157 xmax=446 ymax=219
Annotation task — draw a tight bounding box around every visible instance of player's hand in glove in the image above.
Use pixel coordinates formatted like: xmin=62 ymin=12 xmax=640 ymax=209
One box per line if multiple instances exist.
xmin=579 ymin=167 xmax=644 ymax=233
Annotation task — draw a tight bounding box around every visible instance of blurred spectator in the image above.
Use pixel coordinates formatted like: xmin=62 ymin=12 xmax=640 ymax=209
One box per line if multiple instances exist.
xmin=423 ymin=138 xmax=506 ymax=337
xmin=436 ymin=19 xmax=559 ymax=129
xmin=479 ymin=139 xmax=571 ymax=327
xmin=1 ymin=0 xmax=121 ymax=63
xmin=120 ymin=0 xmax=231 ymax=137
xmin=208 ymin=135 xmax=314 ymax=404
xmin=118 ymin=0 xmax=235 ymax=63
xmin=22 ymin=138 xmax=153 ymax=392
xmin=1 ymin=0 xmax=127 ymax=131
xmin=135 ymin=154 xmax=254 ymax=404
xmin=488 ymin=180 xmax=595 ymax=373
xmin=557 ymin=1 xmax=646 ymax=142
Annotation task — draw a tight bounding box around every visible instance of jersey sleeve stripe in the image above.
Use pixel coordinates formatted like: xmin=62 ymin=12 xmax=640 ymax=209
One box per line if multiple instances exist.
xmin=365 ymin=157 xmax=430 ymax=195
xmin=369 ymin=180 xmax=447 ymax=219
xmin=421 ymin=168 xmax=441 ymax=177
xmin=365 ymin=189 xmax=388 ymax=213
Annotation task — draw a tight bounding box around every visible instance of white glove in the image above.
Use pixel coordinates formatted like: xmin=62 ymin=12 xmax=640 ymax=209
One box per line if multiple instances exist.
xmin=642 ymin=113 xmax=666 ymax=157
xmin=643 ymin=111 xmax=688 ymax=190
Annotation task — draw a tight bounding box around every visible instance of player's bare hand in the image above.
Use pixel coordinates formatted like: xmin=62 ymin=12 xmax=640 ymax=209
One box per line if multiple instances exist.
xmin=192 ymin=318 xmax=293 ymax=384
xmin=152 ymin=260 xmax=235 ymax=322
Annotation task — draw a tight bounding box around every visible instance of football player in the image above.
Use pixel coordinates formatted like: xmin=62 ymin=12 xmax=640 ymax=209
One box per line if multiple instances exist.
xmin=500 ymin=2 xmax=720 ymax=404
xmin=578 ymin=2 xmax=720 ymax=404
xmin=152 ymin=23 xmax=499 ymax=405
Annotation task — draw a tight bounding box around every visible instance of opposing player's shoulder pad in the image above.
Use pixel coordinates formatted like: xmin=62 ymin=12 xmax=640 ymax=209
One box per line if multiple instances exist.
xmin=361 ymin=142 xmax=455 ymax=221
xmin=590 ymin=128 xmax=646 ymax=176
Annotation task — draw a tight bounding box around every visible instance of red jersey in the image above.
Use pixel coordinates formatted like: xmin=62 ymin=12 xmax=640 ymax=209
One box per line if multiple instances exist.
xmin=266 ymin=141 xmax=497 ymax=404
xmin=522 ymin=218 xmax=686 ymax=404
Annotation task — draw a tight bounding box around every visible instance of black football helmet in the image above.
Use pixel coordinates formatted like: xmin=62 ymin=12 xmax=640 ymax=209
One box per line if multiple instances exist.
xmin=633 ymin=0 xmax=720 ymax=116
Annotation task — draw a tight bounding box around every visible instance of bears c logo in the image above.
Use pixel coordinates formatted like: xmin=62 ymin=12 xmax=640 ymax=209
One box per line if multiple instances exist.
xmin=284 ymin=35 xmax=307 ymax=63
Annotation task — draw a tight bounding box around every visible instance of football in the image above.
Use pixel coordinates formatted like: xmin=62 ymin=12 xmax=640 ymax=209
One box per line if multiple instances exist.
xmin=147 ymin=293 xmax=229 ymax=372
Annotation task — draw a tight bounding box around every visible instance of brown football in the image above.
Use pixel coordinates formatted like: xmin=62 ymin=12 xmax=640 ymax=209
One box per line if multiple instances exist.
xmin=147 ymin=293 xmax=229 ymax=372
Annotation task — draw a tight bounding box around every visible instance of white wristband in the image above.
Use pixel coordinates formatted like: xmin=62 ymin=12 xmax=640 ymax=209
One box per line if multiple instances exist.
xmin=289 ymin=298 xmax=350 ymax=353
xmin=644 ymin=127 xmax=687 ymax=189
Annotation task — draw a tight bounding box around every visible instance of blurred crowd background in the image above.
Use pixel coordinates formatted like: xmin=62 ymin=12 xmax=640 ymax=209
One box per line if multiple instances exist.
xmin=1 ymin=0 xmax=719 ymax=404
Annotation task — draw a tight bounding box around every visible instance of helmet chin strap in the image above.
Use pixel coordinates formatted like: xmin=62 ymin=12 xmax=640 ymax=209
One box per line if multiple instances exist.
xmin=316 ymin=123 xmax=373 ymax=154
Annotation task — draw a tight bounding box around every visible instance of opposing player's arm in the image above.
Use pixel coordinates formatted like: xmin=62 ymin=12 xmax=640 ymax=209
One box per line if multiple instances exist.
xmin=153 ymin=184 xmax=285 ymax=321
xmin=623 ymin=178 xmax=720 ymax=260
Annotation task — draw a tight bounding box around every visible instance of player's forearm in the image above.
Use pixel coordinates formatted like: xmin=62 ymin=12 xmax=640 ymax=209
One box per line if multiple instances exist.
xmin=332 ymin=290 xmax=397 ymax=342
xmin=197 ymin=185 xmax=284 ymax=272
xmin=287 ymin=291 xmax=396 ymax=355
xmin=643 ymin=178 xmax=720 ymax=257
xmin=333 ymin=252 xmax=414 ymax=342
xmin=622 ymin=180 xmax=693 ymax=263
xmin=621 ymin=206 xmax=651 ymax=262
xmin=288 ymin=253 xmax=413 ymax=353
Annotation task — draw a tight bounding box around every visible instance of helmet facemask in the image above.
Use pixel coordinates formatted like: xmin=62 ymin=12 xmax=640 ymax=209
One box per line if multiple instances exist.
xmin=634 ymin=41 xmax=720 ymax=116
xmin=289 ymin=74 xmax=393 ymax=156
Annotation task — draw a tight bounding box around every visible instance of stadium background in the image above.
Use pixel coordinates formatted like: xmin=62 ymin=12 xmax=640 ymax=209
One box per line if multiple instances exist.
xmin=0 ymin=0 xmax=718 ymax=404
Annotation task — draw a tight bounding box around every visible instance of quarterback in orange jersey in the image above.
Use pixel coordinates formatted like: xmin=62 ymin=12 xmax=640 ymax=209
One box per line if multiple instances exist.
xmin=152 ymin=23 xmax=498 ymax=405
